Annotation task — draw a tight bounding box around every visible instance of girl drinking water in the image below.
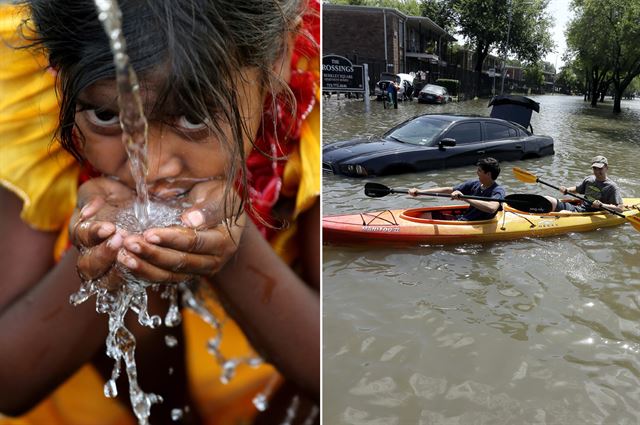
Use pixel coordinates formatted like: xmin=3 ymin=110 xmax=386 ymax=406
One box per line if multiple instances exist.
xmin=0 ymin=0 xmax=319 ymax=423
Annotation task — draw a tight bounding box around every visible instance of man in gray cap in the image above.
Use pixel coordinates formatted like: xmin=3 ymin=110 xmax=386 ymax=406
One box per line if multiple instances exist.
xmin=544 ymin=155 xmax=624 ymax=213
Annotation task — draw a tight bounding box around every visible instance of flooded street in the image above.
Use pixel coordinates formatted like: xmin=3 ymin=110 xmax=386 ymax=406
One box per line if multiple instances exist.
xmin=322 ymin=95 xmax=640 ymax=424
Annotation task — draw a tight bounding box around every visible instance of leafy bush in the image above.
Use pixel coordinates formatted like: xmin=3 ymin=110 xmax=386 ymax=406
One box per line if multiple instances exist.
xmin=436 ymin=79 xmax=460 ymax=96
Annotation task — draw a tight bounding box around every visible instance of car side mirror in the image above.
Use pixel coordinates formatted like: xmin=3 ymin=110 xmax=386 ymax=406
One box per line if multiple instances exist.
xmin=438 ymin=138 xmax=456 ymax=149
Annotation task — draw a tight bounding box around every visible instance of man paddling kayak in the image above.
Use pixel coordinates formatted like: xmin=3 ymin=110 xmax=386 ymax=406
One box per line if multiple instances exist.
xmin=544 ymin=156 xmax=624 ymax=214
xmin=408 ymin=157 xmax=505 ymax=221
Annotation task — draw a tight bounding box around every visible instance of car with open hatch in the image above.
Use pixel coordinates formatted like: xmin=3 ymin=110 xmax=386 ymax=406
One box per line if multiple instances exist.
xmin=373 ymin=72 xmax=414 ymax=101
xmin=322 ymin=95 xmax=554 ymax=177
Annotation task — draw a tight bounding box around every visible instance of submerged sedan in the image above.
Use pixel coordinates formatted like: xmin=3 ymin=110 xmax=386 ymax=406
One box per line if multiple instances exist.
xmin=323 ymin=96 xmax=554 ymax=177
xmin=417 ymin=84 xmax=451 ymax=104
xmin=323 ymin=115 xmax=555 ymax=177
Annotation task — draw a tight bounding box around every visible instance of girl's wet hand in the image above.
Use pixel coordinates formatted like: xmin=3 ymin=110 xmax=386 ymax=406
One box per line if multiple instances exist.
xmin=71 ymin=178 xmax=135 ymax=283
xmin=117 ymin=180 xmax=245 ymax=282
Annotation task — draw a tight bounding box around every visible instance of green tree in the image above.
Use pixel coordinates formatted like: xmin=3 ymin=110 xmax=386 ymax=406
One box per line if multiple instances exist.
xmin=419 ymin=0 xmax=458 ymax=31
xmin=523 ymin=62 xmax=544 ymax=92
xmin=622 ymin=75 xmax=640 ymax=99
xmin=327 ymin=0 xmax=422 ymax=15
xmin=453 ymin=0 xmax=554 ymax=96
xmin=566 ymin=0 xmax=640 ymax=112
xmin=566 ymin=0 xmax=613 ymax=106
xmin=555 ymin=64 xmax=579 ymax=94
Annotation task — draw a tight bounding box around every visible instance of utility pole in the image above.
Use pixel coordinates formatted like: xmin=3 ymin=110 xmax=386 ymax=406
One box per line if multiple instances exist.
xmin=500 ymin=0 xmax=512 ymax=94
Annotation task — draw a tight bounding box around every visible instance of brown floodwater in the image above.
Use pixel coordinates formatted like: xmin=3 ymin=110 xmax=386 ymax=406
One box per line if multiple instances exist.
xmin=322 ymin=95 xmax=640 ymax=424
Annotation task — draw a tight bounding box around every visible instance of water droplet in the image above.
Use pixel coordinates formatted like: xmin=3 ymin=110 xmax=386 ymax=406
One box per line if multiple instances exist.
xmin=171 ymin=408 xmax=183 ymax=421
xmin=69 ymin=290 xmax=91 ymax=306
xmin=165 ymin=335 xmax=178 ymax=347
xmin=104 ymin=379 xmax=118 ymax=398
xmin=165 ymin=304 xmax=182 ymax=327
xmin=248 ymin=357 xmax=263 ymax=367
xmin=207 ymin=337 xmax=221 ymax=352
xmin=221 ymin=360 xmax=237 ymax=384
xmin=252 ymin=393 xmax=268 ymax=411
xmin=149 ymin=315 xmax=162 ymax=328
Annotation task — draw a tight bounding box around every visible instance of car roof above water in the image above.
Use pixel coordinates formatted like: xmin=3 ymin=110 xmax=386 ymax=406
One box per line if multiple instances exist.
xmin=415 ymin=113 xmax=484 ymax=122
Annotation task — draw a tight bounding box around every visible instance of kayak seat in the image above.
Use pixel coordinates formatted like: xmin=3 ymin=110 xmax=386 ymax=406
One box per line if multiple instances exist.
xmin=410 ymin=208 xmax=467 ymax=221
xmin=431 ymin=209 xmax=466 ymax=221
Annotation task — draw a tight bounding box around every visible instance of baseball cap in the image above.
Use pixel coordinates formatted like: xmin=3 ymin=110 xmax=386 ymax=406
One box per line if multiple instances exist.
xmin=591 ymin=155 xmax=608 ymax=168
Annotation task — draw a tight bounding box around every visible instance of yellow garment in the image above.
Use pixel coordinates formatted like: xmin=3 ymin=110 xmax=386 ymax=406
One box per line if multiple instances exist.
xmin=0 ymin=4 xmax=79 ymax=232
xmin=0 ymin=4 xmax=319 ymax=425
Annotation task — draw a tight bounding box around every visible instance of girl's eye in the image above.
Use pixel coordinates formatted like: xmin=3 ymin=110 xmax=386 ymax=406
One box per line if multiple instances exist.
xmin=85 ymin=109 xmax=120 ymax=126
xmin=176 ymin=115 xmax=210 ymax=131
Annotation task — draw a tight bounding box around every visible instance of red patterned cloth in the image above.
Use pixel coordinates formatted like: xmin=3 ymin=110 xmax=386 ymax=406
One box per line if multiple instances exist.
xmin=245 ymin=0 xmax=320 ymax=239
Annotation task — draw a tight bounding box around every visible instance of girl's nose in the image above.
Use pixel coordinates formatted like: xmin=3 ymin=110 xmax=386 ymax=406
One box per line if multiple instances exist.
xmin=144 ymin=126 xmax=184 ymax=184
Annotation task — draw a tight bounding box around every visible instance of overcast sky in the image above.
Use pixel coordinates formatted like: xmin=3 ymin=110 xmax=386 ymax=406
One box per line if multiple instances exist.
xmin=544 ymin=0 xmax=573 ymax=70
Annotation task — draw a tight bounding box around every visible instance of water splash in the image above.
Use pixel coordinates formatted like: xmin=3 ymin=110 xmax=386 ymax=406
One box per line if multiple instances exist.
xmin=181 ymin=284 xmax=264 ymax=385
xmin=70 ymin=200 xmax=266 ymax=424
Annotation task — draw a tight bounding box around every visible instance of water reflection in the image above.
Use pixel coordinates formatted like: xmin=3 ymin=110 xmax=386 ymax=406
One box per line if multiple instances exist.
xmin=323 ymin=95 xmax=640 ymax=423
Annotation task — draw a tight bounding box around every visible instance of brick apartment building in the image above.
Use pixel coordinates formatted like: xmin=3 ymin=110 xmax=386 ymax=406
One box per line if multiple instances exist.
xmin=323 ymin=4 xmax=455 ymax=92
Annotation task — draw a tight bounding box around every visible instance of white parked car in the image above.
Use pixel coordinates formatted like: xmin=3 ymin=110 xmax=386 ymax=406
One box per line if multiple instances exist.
xmin=373 ymin=73 xmax=414 ymax=101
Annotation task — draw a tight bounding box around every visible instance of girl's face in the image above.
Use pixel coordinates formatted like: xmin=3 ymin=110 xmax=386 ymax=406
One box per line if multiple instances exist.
xmin=75 ymin=68 xmax=265 ymax=199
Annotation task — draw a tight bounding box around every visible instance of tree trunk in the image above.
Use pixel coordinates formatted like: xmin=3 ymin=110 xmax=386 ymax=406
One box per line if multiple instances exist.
xmin=613 ymin=90 xmax=622 ymax=113
xmin=612 ymin=79 xmax=629 ymax=114
xmin=584 ymin=69 xmax=590 ymax=101
xmin=610 ymin=63 xmax=640 ymax=113
xmin=590 ymin=67 xmax=601 ymax=107
xmin=473 ymin=44 xmax=489 ymax=98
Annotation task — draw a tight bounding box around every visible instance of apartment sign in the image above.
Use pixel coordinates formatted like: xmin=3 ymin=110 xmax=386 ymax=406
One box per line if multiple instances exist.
xmin=322 ymin=55 xmax=364 ymax=92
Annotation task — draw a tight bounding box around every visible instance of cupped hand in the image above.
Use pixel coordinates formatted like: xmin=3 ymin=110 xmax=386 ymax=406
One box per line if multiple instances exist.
xmin=450 ymin=190 xmax=463 ymax=200
xmin=70 ymin=177 xmax=135 ymax=286
xmin=118 ymin=180 xmax=246 ymax=283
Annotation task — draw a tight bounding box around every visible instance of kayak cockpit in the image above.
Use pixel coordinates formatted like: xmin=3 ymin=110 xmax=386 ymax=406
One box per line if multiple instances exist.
xmin=400 ymin=206 xmax=500 ymax=224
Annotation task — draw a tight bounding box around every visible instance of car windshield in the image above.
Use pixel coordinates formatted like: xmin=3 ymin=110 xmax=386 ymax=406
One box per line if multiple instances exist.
xmin=384 ymin=116 xmax=450 ymax=146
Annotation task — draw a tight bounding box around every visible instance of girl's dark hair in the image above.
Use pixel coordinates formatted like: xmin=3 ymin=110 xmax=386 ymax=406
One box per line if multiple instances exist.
xmin=21 ymin=0 xmax=306 ymax=221
xmin=477 ymin=157 xmax=500 ymax=180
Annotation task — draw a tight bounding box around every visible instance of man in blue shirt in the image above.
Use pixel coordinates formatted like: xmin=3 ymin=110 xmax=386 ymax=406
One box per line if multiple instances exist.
xmin=408 ymin=157 xmax=505 ymax=221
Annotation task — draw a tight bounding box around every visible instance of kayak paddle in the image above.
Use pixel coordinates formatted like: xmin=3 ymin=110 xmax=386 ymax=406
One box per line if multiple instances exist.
xmin=363 ymin=182 xmax=553 ymax=213
xmin=512 ymin=167 xmax=640 ymax=231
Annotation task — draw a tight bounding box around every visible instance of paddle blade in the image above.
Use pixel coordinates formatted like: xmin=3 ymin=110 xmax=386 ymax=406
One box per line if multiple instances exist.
xmin=512 ymin=167 xmax=538 ymax=184
xmin=364 ymin=182 xmax=392 ymax=198
xmin=628 ymin=215 xmax=640 ymax=232
xmin=504 ymin=194 xmax=552 ymax=213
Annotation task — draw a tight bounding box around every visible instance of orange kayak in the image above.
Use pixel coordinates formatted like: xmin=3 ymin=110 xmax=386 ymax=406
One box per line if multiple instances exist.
xmin=323 ymin=198 xmax=640 ymax=246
